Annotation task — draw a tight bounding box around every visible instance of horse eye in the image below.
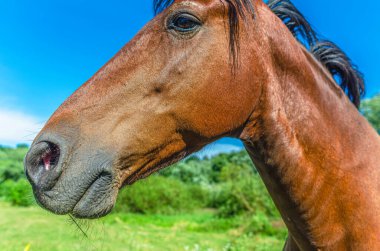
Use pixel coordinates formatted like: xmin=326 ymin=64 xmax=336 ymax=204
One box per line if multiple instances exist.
xmin=169 ymin=14 xmax=201 ymax=32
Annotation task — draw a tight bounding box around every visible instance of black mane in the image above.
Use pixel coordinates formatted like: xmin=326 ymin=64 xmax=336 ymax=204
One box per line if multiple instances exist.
xmin=311 ymin=41 xmax=364 ymax=107
xmin=153 ymin=0 xmax=365 ymax=108
xmin=153 ymin=0 xmax=173 ymax=14
xmin=268 ymin=0 xmax=365 ymax=108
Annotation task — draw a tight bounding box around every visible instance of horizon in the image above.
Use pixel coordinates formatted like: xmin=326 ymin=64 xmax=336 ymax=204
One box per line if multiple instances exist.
xmin=0 ymin=0 xmax=379 ymax=154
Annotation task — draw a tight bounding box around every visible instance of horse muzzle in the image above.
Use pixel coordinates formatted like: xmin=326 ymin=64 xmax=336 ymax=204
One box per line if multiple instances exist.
xmin=24 ymin=132 xmax=118 ymax=218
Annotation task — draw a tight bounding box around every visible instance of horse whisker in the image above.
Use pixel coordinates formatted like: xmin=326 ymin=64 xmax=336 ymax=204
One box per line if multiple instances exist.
xmin=68 ymin=214 xmax=89 ymax=238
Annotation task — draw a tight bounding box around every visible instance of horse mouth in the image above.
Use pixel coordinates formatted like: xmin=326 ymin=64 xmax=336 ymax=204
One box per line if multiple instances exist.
xmin=71 ymin=171 xmax=116 ymax=218
xmin=39 ymin=169 xmax=117 ymax=219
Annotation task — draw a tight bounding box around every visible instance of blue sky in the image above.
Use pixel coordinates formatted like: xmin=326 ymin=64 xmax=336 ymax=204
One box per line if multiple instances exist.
xmin=0 ymin=0 xmax=379 ymax=151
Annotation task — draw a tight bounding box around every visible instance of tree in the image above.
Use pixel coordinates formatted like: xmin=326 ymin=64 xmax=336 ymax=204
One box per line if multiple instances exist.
xmin=361 ymin=95 xmax=380 ymax=133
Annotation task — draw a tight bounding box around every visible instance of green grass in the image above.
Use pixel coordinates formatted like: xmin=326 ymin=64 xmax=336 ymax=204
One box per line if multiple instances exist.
xmin=0 ymin=203 xmax=286 ymax=251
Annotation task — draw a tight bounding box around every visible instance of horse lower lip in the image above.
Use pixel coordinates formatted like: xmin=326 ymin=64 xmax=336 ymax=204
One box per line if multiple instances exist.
xmin=74 ymin=178 xmax=100 ymax=206
xmin=72 ymin=172 xmax=110 ymax=212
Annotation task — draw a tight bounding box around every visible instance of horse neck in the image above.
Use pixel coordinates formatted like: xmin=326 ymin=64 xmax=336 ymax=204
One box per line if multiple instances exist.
xmin=240 ymin=42 xmax=380 ymax=249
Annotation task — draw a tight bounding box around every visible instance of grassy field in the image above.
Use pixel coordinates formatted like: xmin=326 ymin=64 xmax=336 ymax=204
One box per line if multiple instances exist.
xmin=0 ymin=203 xmax=286 ymax=251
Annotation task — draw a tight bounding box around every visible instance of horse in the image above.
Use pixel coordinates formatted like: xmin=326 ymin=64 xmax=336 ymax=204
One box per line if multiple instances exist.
xmin=24 ymin=0 xmax=380 ymax=250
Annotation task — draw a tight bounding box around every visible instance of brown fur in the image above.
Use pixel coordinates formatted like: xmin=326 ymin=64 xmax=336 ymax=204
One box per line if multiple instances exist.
xmin=26 ymin=1 xmax=380 ymax=250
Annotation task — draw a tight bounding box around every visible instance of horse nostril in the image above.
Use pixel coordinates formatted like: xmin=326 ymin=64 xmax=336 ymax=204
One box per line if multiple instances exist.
xmin=40 ymin=143 xmax=60 ymax=171
xmin=25 ymin=141 xmax=61 ymax=188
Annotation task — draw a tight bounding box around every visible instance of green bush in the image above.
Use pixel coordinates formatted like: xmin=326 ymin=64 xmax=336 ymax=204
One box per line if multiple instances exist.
xmin=0 ymin=179 xmax=35 ymax=207
xmin=160 ymin=157 xmax=215 ymax=186
xmin=160 ymin=150 xmax=257 ymax=185
xmin=114 ymin=176 xmax=209 ymax=214
xmin=0 ymin=144 xmax=29 ymax=183
xmin=245 ymin=212 xmax=276 ymax=235
xmin=362 ymin=94 xmax=380 ymax=132
xmin=209 ymin=165 xmax=278 ymax=218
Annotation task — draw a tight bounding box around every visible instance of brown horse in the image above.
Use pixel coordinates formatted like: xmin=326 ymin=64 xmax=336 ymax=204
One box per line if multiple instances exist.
xmin=24 ymin=0 xmax=380 ymax=250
